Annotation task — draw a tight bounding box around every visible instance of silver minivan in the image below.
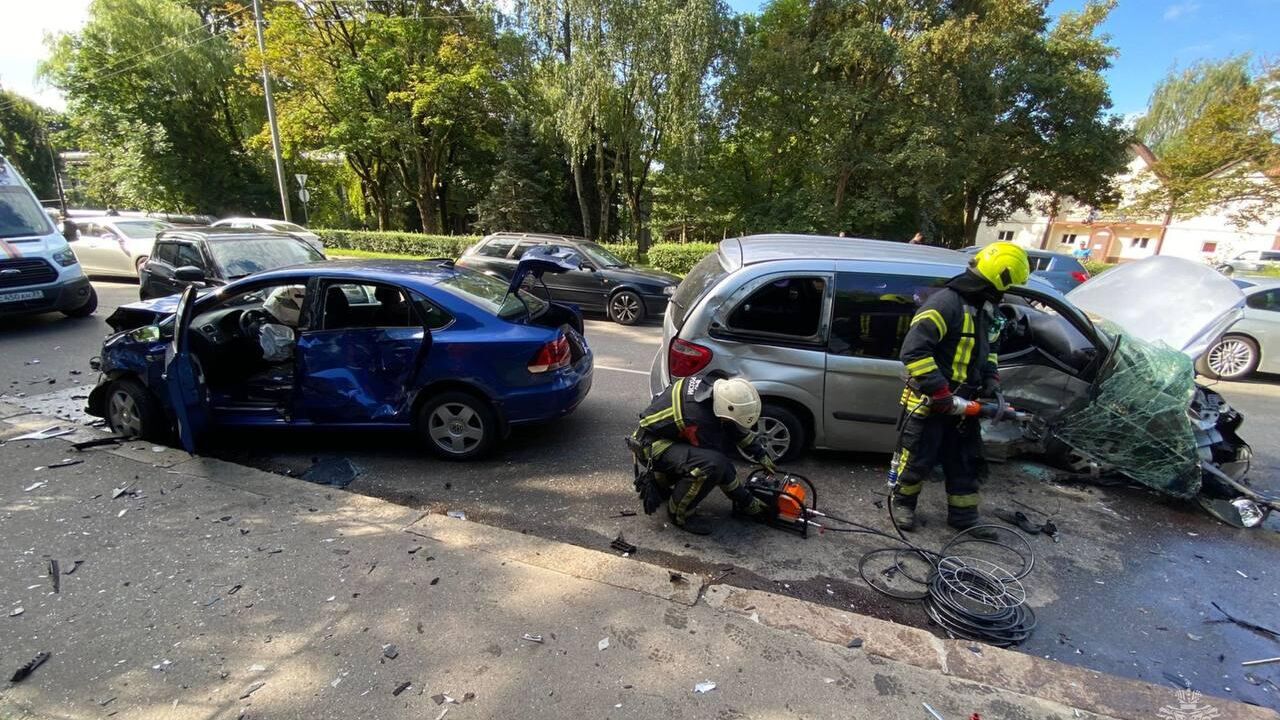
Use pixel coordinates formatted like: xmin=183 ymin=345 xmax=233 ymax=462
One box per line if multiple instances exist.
xmin=649 ymin=234 xmax=1244 ymax=464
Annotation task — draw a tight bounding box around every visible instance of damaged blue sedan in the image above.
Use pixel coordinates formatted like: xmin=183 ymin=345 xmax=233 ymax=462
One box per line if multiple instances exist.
xmin=87 ymin=249 xmax=593 ymax=459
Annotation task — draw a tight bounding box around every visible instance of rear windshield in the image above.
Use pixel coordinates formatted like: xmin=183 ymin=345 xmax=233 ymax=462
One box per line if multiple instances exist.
xmin=206 ymin=237 xmax=324 ymax=279
xmin=115 ymin=219 xmax=172 ymax=239
xmin=436 ymin=266 xmax=547 ymax=319
xmin=671 ymin=249 xmax=729 ymax=327
xmin=0 ymin=186 xmax=55 ymax=240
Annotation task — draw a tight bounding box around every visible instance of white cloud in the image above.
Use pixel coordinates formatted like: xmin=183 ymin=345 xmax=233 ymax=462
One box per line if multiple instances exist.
xmin=1162 ymin=1 xmax=1201 ymax=21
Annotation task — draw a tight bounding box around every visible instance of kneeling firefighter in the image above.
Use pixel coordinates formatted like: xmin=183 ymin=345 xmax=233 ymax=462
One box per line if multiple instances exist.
xmin=629 ymin=373 xmax=777 ymax=535
xmin=891 ymin=242 xmax=1030 ymax=536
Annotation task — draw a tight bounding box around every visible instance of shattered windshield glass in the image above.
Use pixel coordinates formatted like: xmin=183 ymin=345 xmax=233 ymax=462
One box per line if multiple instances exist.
xmin=1052 ymin=323 xmax=1201 ymax=498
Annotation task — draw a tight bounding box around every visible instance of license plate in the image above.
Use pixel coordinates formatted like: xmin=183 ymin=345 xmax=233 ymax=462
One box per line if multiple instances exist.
xmin=0 ymin=290 xmax=44 ymax=304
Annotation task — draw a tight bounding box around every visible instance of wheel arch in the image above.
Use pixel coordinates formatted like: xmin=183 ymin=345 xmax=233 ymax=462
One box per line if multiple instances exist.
xmin=759 ymin=394 xmax=815 ymax=451
xmin=409 ymin=379 xmax=507 ymax=435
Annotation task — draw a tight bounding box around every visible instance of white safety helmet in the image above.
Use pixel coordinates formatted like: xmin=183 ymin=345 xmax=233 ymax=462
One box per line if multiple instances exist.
xmin=712 ymin=377 xmax=762 ymax=430
xmin=263 ymin=285 xmax=306 ymax=326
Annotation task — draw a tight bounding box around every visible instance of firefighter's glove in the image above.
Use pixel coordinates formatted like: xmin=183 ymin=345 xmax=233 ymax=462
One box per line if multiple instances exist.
xmin=759 ymin=454 xmax=778 ymax=474
xmin=980 ymin=375 xmax=1001 ymax=400
xmin=928 ymin=389 xmax=957 ymax=413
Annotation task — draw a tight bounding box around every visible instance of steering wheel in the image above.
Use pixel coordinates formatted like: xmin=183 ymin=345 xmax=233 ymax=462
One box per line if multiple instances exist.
xmin=238 ymin=309 xmax=273 ymax=338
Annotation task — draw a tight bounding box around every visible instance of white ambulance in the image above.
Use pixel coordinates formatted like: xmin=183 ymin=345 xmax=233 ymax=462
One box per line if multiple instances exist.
xmin=0 ymin=155 xmax=96 ymax=319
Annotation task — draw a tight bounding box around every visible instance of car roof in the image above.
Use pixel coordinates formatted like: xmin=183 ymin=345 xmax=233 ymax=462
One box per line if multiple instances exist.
xmin=729 ymin=234 xmax=971 ymax=269
xmin=157 ymin=227 xmax=299 ymax=242
xmin=485 ymin=231 xmax=592 ymax=245
xmin=249 ymin=259 xmax=461 ymax=293
xmin=1240 ymin=278 xmax=1280 ymax=292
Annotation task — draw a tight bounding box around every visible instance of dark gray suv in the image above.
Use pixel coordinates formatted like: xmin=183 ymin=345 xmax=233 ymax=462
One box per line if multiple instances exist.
xmin=456 ymin=232 xmax=679 ymax=325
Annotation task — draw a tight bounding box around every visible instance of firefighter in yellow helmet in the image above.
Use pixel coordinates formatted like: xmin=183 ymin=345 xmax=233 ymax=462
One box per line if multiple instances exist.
xmin=890 ymin=242 xmax=1030 ymax=538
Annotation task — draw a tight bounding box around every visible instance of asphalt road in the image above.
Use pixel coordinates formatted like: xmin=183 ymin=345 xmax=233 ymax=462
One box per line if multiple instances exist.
xmin=4 ymin=277 xmax=1279 ymax=709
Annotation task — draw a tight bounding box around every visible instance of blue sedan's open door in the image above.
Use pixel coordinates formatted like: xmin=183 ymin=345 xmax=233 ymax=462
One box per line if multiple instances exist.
xmin=163 ymin=284 xmax=210 ymax=452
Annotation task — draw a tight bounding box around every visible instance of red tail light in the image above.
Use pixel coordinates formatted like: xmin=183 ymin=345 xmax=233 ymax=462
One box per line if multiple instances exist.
xmin=528 ymin=334 xmax=571 ymax=373
xmin=668 ymin=337 xmax=712 ymax=377
xmin=1071 ymin=270 xmax=1089 ymax=283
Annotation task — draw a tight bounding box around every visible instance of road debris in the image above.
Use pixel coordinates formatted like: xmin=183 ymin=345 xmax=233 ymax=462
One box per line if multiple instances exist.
xmin=302 ymin=457 xmax=361 ymax=488
xmin=693 ymin=681 xmax=716 ymax=693
xmin=48 ymin=560 xmax=60 ymax=593
xmin=611 ymin=510 xmax=637 ymax=518
xmin=847 ymin=637 xmax=864 ymax=649
xmin=610 ymin=534 xmax=637 ymax=554
xmin=10 ymin=425 xmax=73 ymax=440
xmin=23 ymin=482 xmax=45 ymax=492
xmin=434 ymin=708 xmax=449 ymax=720
xmin=10 ymin=652 xmax=49 ymax=682
xmin=111 ymin=484 xmax=134 ymax=499
xmin=117 ymin=508 xmax=128 ymax=518
xmin=922 ymin=702 xmax=946 ymax=720
xmin=64 ymin=560 xmax=83 ymax=575
xmin=392 ymin=681 xmax=412 ymax=696
xmin=446 ymin=510 xmax=467 ymax=520
xmin=408 ymin=546 xmax=423 ymax=554
xmin=42 ymin=458 xmax=83 ymax=470
xmin=71 ymin=436 xmax=123 ymax=451
xmin=1241 ymin=657 xmax=1280 ymax=667
xmin=521 ymin=633 xmax=544 ymax=643
xmin=598 ymin=637 xmax=609 ymax=651
xmin=383 ymin=644 xmax=399 ymax=659
xmin=228 ymin=584 xmax=243 ymax=595
xmin=240 ymin=681 xmax=266 ymax=699
xmin=669 ymin=572 xmax=686 ymax=583
xmin=9 ymin=607 xmax=24 ymax=617
xmin=1208 ymin=602 xmax=1280 ymax=640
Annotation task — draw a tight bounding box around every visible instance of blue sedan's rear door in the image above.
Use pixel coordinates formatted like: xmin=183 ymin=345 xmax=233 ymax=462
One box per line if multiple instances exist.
xmin=163 ymin=284 xmax=211 ymax=452
xmin=295 ymin=281 xmax=431 ymax=423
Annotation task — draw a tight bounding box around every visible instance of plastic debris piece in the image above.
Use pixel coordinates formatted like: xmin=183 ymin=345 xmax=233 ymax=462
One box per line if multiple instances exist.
xmin=117 ymin=508 xmax=128 ymax=518
xmin=408 ymin=546 xmax=423 ymax=554
xmin=1232 ymin=498 xmax=1265 ymax=527
xmin=1241 ymin=657 xmax=1280 ymax=667
xmin=325 ymin=596 xmax=336 ymax=602
xmin=72 ymin=436 xmax=123 ymax=451
xmin=64 ymin=560 xmax=83 ymax=575
xmin=151 ymin=446 xmax=166 ymax=453
xmin=330 ymin=677 xmax=342 ymax=688
xmin=228 ymin=584 xmax=243 ymax=595
xmin=45 ymin=458 xmax=82 ymax=469
xmin=694 ymin=681 xmax=716 ymax=693
xmin=383 ymin=644 xmax=399 ymax=660
xmin=521 ymin=633 xmax=544 ymax=643
xmin=240 ymin=681 xmax=266 ymax=699
xmin=431 ymin=694 xmax=447 ymax=705
xmin=48 ymin=560 xmax=60 ymax=593
xmin=446 ymin=510 xmax=467 ymax=520
xmin=848 ymin=637 xmax=864 ymax=649
xmin=392 ymin=681 xmax=412 ymax=696
xmin=23 ymin=482 xmax=45 ymax=492
xmin=302 ymin=457 xmax=361 ymax=488
xmin=9 ymin=607 xmax=24 ymax=617
xmin=611 ymin=534 xmax=638 ymax=554
xmin=10 ymin=652 xmax=49 ymax=682
xmin=11 ymin=426 xmax=73 ymax=441
xmin=669 ymin=572 xmax=686 ymax=584
xmin=434 ymin=708 xmax=450 ymax=720
xmin=922 ymin=702 xmax=946 ymax=720
xmin=598 ymin=637 xmax=609 ymax=651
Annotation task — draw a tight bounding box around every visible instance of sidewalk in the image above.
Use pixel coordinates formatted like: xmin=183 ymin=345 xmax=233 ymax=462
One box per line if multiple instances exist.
xmin=1 ymin=409 xmax=1275 ymax=720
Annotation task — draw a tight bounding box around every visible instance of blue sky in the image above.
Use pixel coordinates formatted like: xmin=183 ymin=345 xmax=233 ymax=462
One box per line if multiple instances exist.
xmin=721 ymin=0 xmax=1280 ymax=117
xmin=2 ymin=0 xmax=1278 ymax=115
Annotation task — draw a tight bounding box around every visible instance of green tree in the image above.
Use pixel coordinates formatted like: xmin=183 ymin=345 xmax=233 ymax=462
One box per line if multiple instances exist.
xmin=1125 ymin=61 xmax=1280 ymax=228
xmin=1134 ymin=56 xmax=1251 ymax=155
xmin=42 ymin=0 xmax=271 ymax=214
xmin=0 ymin=89 xmax=60 ymax=202
xmin=475 ymin=119 xmax=573 ymax=233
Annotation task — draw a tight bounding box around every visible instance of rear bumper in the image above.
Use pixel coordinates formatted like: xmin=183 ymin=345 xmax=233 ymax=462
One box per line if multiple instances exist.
xmin=503 ymin=356 xmax=595 ymax=426
xmin=0 ymin=276 xmax=94 ymax=317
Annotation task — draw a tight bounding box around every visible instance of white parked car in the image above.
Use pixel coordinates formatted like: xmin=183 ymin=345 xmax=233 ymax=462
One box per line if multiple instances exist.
xmin=70 ymin=216 xmax=173 ymax=278
xmin=210 ymin=218 xmax=324 ymax=253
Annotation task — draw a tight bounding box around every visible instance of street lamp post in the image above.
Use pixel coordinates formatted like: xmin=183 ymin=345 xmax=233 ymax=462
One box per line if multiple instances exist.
xmin=252 ymin=0 xmax=291 ymax=222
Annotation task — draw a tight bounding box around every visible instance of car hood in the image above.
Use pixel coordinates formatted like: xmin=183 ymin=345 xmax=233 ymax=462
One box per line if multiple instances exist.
xmin=104 ymin=289 xmax=213 ymax=332
xmin=609 ymin=265 xmax=680 ymax=286
xmin=1066 ymin=255 xmax=1245 ymax=357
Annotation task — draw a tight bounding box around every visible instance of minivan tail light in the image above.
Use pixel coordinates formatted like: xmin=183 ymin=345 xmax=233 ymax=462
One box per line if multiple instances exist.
xmin=668 ymin=337 xmax=712 ymax=377
xmin=528 ymin=334 xmax=571 ymax=373
xmin=1071 ymin=270 xmax=1089 ymax=283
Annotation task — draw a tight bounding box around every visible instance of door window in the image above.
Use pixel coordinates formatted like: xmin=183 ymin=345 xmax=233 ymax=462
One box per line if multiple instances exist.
xmin=320 ymin=282 xmax=421 ymax=330
xmin=726 ymin=276 xmax=827 ymax=340
xmin=152 ymin=241 xmax=180 ymax=265
xmin=1246 ymin=289 xmax=1280 ymax=312
xmin=828 ymin=273 xmax=947 ymax=359
xmin=173 ymin=243 xmax=206 ymax=269
xmin=476 ymin=237 xmax=517 ymax=258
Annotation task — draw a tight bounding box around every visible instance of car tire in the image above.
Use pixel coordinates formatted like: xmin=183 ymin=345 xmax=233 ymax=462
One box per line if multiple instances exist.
xmin=757 ymin=403 xmax=808 ymax=463
xmin=607 ymin=290 xmax=645 ymax=325
xmin=418 ymin=391 xmax=497 ymax=460
xmin=61 ymin=287 xmax=98 ymax=318
xmin=104 ymin=377 xmax=166 ymax=441
xmin=135 ymin=256 xmax=149 ymax=278
xmin=1199 ymin=334 xmax=1259 ymax=381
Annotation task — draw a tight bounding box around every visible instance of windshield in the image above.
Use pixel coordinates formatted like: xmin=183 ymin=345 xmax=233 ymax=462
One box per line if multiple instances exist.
xmin=0 ymin=186 xmax=55 ymax=239
xmin=579 ymin=242 xmax=627 ymax=268
xmin=436 ymin=266 xmax=547 ymax=319
xmin=265 ymin=221 xmax=311 ymax=234
xmin=114 ymin=219 xmax=172 ymax=239
xmin=206 ymin=237 xmax=324 ymax=278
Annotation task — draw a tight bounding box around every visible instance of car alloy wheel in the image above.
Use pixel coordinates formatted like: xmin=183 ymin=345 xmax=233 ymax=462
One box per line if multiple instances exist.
xmin=1206 ymin=336 xmax=1257 ymax=380
xmin=108 ymin=389 xmax=144 ymax=437
xmin=608 ymin=291 xmax=644 ymax=325
xmin=758 ymin=416 xmax=792 ymax=459
xmin=428 ymin=402 xmax=486 ymax=455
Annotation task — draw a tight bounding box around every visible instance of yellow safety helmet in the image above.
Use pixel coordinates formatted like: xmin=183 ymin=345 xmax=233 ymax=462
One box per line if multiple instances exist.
xmin=970 ymin=242 xmax=1030 ymax=292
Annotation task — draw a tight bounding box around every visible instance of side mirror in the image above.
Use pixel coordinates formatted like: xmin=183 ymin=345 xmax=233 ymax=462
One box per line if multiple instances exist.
xmin=581 ymin=262 xmax=597 ymax=272
xmin=174 ymin=265 xmax=206 ymax=282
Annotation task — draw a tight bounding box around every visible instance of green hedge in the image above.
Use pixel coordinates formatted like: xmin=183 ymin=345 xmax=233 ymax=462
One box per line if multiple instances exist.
xmin=314 ymin=229 xmax=713 ymax=275
xmin=1081 ymin=259 xmax=1116 ymax=276
xmin=316 ymin=229 xmax=479 ymax=258
xmin=646 ymin=242 xmax=718 ymax=275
